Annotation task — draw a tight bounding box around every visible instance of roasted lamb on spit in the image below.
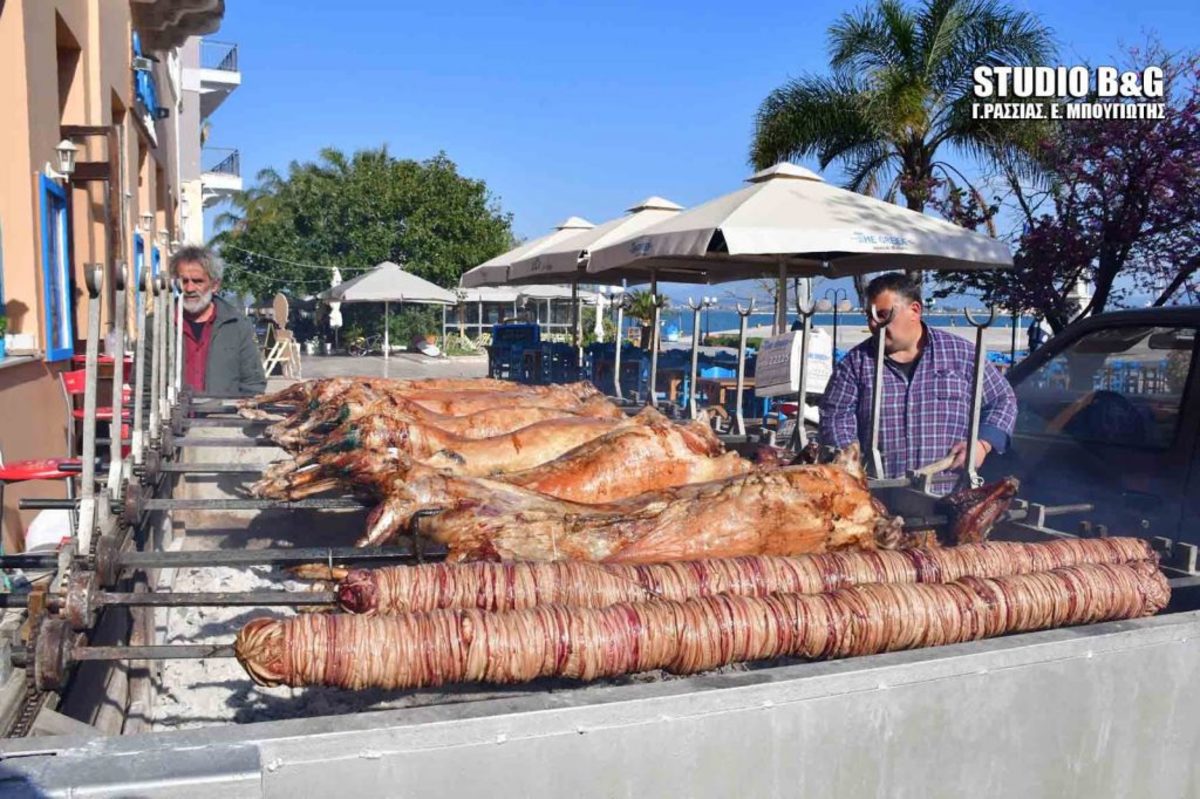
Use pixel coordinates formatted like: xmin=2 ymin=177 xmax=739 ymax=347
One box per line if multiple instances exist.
xmin=266 ymin=392 xmax=624 ymax=449
xmin=256 ymin=409 xmax=747 ymax=502
xmin=256 ymin=406 xmax=674 ymax=489
xmin=325 ymin=443 xmax=899 ymax=556
xmin=239 ymin=377 xmax=604 ymax=419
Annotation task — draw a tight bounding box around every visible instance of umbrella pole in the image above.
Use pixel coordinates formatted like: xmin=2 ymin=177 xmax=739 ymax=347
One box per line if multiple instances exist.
xmin=571 ymin=282 xmax=581 ymax=374
xmin=775 ymin=260 xmax=787 ymax=335
xmin=613 ymin=292 xmax=626 ymax=400
xmin=648 ymin=272 xmax=662 ymax=408
xmin=384 ymin=301 xmax=390 ymax=377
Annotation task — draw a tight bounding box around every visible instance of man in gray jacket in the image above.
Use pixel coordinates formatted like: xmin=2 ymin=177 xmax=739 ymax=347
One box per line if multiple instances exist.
xmin=169 ymin=245 xmax=266 ymax=397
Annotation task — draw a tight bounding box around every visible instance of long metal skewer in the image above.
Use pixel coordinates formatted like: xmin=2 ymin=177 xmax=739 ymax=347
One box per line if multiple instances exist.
xmin=734 ymin=300 xmax=755 ymax=436
xmin=963 ymin=306 xmax=997 ymax=490
xmin=686 ymin=297 xmax=705 ymax=419
xmin=790 ymin=291 xmax=816 ymax=450
xmin=867 ymin=305 xmax=895 ymax=479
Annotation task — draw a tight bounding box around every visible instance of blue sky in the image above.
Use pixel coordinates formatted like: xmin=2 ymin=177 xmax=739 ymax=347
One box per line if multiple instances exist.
xmin=206 ymin=0 xmax=1199 ymax=304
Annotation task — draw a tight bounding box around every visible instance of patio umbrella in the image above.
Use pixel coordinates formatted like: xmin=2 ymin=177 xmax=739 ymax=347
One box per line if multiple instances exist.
xmin=320 ymin=261 xmax=456 ymax=370
xmin=460 ymin=216 xmax=595 ymax=289
xmin=587 ymin=163 xmax=1012 ymax=281
xmin=507 ymin=197 xmax=691 ymax=391
xmin=586 ymin=163 xmax=1013 ymax=441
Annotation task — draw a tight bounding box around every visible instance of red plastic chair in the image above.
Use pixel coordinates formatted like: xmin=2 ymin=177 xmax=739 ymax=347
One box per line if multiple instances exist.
xmin=0 ymin=457 xmax=78 ymax=554
xmin=60 ymin=369 xmax=133 ymax=422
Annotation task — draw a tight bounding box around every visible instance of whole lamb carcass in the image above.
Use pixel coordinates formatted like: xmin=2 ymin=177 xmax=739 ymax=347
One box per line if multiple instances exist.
xmin=268 ymin=392 xmax=622 ymax=449
xmin=258 ymin=406 xmax=664 ymax=489
xmin=256 ymin=411 xmax=751 ymax=504
xmin=338 ymin=444 xmax=903 ymax=562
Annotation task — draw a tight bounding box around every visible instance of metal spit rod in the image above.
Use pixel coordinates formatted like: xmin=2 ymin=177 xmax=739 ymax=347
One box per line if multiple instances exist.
xmin=0 ymin=590 xmax=335 ymax=610
xmin=646 ymin=272 xmax=664 ymax=407
xmin=734 ymin=300 xmax=755 ymax=436
xmin=0 ymin=544 xmax=437 ymax=571
xmin=18 ymin=496 xmax=368 ymax=512
xmin=141 ymin=497 xmax=367 ymax=511
xmin=71 ymin=644 xmax=237 ymax=661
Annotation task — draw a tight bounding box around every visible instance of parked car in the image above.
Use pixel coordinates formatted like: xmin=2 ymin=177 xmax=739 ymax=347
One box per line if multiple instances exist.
xmin=983 ymin=307 xmax=1199 ymax=544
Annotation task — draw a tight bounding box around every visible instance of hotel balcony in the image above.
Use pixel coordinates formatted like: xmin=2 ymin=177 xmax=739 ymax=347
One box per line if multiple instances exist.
xmin=195 ymin=39 xmax=241 ymax=118
xmin=201 ymin=147 xmax=242 ymax=207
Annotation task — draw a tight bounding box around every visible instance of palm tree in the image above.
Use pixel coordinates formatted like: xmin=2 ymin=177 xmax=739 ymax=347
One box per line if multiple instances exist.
xmin=627 ymin=289 xmax=668 ymax=350
xmin=751 ymin=0 xmax=1054 ymax=222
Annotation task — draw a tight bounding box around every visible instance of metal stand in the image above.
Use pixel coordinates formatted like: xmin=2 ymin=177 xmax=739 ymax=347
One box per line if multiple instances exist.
xmin=867 ymin=306 xmax=895 ymax=479
xmin=1010 ymin=308 xmax=1019 ymax=368
xmin=734 ymin=301 xmax=755 ymax=436
xmin=824 ymin=288 xmax=847 ymax=360
xmin=131 ymin=265 xmax=150 ymax=467
xmin=612 ymin=293 xmax=631 ymax=401
xmin=789 ymin=296 xmax=816 ymax=449
xmin=75 ymin=265 xmax=104 ymax=555
xmin=105 ymin=264 xmax=127 ymax=504
xmin=172 ymin=279 xmax=184 ymax=402
xmin=148 ymin=276 xmax=164 ymax=446
xmin=686 ymin=297 xmax=705 ymax=419
xmin=963 ymin=307 xmax=996 ymax=490
xmin=646 ymin=273 xmax=664 ymax=408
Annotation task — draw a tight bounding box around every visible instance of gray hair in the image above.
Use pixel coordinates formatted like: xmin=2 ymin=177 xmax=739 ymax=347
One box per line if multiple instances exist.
xmin=169 ymin=245 xmax=224 ymax=283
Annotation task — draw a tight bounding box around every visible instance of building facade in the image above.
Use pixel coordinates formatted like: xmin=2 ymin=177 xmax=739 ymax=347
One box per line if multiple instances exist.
xmin=0 ymin=0 xmax=228 ymax=552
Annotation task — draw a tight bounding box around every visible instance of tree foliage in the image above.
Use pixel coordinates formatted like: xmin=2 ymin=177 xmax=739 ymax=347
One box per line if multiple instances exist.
xmin=210 ymin=147 xmax=514 ymax=322
xmin=626 ymin=289 xmax=669 ymax=350
xmin=750 ymin=0 xmax=1054 ymax=216
xmin=932 ymin=46 xmax=1200 ymax=330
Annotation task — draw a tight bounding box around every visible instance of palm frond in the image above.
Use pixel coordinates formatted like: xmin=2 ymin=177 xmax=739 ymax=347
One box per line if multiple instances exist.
xmin=829 ymin=3 xmax=903 ymax=78
xmin=750 ymin=75 xmax=873 ymax=168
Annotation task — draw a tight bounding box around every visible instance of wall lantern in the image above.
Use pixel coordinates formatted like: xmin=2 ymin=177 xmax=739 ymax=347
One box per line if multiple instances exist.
xmin=46 ymin=138 xmax=80 ymax=182
xmin=140 ymin=212 xmax=154 ymax=233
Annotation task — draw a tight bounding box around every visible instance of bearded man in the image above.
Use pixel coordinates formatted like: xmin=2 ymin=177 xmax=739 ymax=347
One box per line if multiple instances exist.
xmin=818 ymin=272 xmax=1016 ymax=494
xmin=169 ymin=245 xmax=266 ymax=396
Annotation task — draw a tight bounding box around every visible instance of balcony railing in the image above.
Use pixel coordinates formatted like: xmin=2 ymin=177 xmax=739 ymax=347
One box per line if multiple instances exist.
xmin=202 ymin=148 xmax=240 ymax=177
xmin=201 ymin=39 xmax=239 ymax=72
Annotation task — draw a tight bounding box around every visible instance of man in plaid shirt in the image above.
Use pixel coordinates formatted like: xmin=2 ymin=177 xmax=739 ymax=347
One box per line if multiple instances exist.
xmin=818 ymin=273 xmax=1017 ymax=494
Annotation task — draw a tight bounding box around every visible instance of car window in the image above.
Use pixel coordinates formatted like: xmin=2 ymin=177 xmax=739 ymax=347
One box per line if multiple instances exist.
xmin=1014 ymin=325 xmax=1195 ymax=449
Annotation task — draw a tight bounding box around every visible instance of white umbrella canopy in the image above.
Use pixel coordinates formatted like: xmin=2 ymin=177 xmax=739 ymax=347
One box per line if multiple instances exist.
xmin=586 ymin=163 xmax=1013 ymax=282
xmin=320 ymin=261 xmax=456 ymax=304
xmin=517 ymin=285 xmax=600 ymax=303
xmin=459 ymin=216 xmax=595 ymax=289
xmin=507 ymin=197 xmax=684 ymax=285
xmin=319 ymin=261 xmax=456 ymax=371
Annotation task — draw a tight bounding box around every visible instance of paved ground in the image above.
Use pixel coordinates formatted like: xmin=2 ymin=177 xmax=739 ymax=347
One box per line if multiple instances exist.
xmin=289 ymin=353 xmax=489 ymax=382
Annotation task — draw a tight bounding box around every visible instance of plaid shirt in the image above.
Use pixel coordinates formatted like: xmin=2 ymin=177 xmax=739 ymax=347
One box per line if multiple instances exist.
xmin=818 ymin=325 xmax=1017 ymax=493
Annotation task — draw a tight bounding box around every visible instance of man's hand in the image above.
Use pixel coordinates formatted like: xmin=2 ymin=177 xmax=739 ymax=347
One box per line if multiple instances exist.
xmin=948 ymin=439 xmax=992 ymax=470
